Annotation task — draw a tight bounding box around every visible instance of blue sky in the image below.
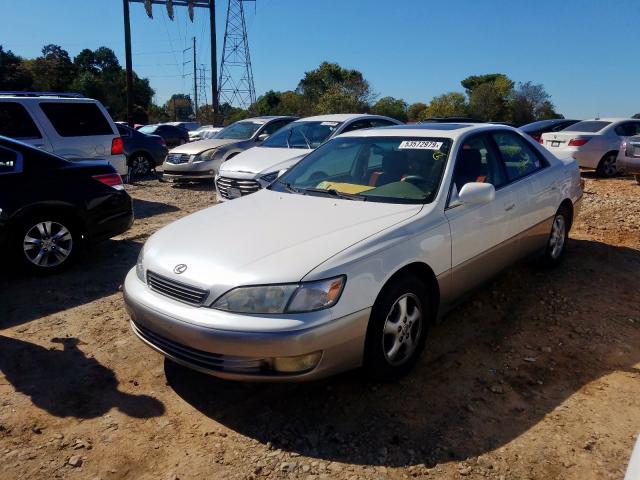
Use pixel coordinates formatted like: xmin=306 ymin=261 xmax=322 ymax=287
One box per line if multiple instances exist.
xmin=1 ymin=0 xmax=638 ymax=118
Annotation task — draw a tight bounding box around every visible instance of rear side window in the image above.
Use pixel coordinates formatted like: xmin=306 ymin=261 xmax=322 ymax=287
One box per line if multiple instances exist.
xmin=493 ymin=132 xmax=546 ymax=182
xmin=0 ymin=146 xmax=22 ymax=174
xmin=39 ymin=102 xmax=113 ymax=137
xmin=615 ymin=122 xmax=640 ymax=137
xmin=562 ymin=121 xmax=611 ymax=133
xmin=0 ymin=102 xmax=42 ymax=139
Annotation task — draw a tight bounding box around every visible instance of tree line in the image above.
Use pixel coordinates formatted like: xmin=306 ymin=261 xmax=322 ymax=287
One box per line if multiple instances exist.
xmin=4 ymin=45 xmax=635 ymax=126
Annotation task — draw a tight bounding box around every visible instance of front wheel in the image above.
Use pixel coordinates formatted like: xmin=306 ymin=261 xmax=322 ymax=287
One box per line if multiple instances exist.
xmin=15 ymin=217 xmax=79 ymax=273
xmin=596 ymin=153 xmax=618 ymax=178
xmin=363 ymin=276 xmax=430 ymax=381
xmin=543 ymin=207 xmax=569 ymax=267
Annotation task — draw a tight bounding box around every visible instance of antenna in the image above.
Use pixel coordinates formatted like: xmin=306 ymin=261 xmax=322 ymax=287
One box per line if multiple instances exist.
xmin=218 ymin=0 xmax=256 ymax=110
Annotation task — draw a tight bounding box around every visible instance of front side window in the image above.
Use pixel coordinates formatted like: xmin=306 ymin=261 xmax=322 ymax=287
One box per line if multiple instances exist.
xmin=216 ymin=121 xmax=263 ymax=140
xmin=493 ymin=131 xmax=545 ymax=181
xmin=262 ymin=121 xmax=343 ymax=149
xmin=0 ymin=102 xmax=42 ymax=139
xmin=271 ymin=136 xmax=452 ymax=203
xmin=452 ymin=134 xmax=507 ymax=194
xmin=261 ymin=119 xmax=293 ymax=136
xmin=341 ymin=120 xmax=371 ymax=134
xmin=369 ymin=119 xmax=398 ymax=128
xmin=39 ymin=102 xmax=113 ymax=137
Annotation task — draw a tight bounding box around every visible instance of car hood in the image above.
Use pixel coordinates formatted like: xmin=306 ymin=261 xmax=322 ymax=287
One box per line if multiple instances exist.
xmin=143 ymin=189 xmax=422 ymax=300
xmin=169 ymin=138 xmax=241 ymax=154
xmin=219 ymin=147 xmax=310 ymax=175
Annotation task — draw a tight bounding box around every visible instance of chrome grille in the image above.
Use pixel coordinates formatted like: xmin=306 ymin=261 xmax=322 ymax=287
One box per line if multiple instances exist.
xmin=166 ymin=153 xmax=191 ymax=164
xmin=216 ymin=176 xmax=261 ymax=200
xmin=132 ymin=321 xmax=266 ymax=373
xmin=146 ymin=271 xmax=209 ymax=306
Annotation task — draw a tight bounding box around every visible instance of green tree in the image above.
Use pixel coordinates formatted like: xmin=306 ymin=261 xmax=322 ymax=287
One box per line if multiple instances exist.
xmin=461 ymin=73 xmax=513 ymax=96
xmin=407 ymin=102 xmax=428 ymax=123
xmin=164 ymin=94 xmax=194 ymax=121
xmin=28 ymin=44 xmax=77 ymax=92
xmin=423 ymin=92 xmax=468 ymax=119
xmin=509 ymin=81 xmax=561 ymax=125
xmin=297 ymin=61 xmax=372 ymax=114
xmin=371 ymin=96 xmax=408 ymax=122
xmin=0 ymin=45 xmax=33 ymax=90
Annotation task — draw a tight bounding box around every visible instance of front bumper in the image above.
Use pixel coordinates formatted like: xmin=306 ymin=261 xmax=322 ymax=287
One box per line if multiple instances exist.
xmin=123 ymin=269 xmax=370 ymax=381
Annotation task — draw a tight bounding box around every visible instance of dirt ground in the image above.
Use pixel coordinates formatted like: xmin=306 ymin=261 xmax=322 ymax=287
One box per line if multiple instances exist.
xmin=1 ymin=172 xmax=639 ymax=480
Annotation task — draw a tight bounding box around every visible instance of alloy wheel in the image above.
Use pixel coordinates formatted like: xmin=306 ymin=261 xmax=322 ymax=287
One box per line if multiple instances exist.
xmin=131 ymin=155 xmax=151 ymax=176
xmin=22 ymin=221 xmax=73 ymax=268
xmin=549 ymin=215 xmax=566 ymax=260
xmin=381 ymin=293 xmax=423 ymax=366
xmin=602 ymin=155 xmax=617 ymax=177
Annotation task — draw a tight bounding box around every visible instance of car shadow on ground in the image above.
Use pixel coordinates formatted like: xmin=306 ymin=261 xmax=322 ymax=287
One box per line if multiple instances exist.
xmin=165 ymin=239 xmax=640 ymax=467
xmin=133 ymin=198 xmax=180 ymax=220
xmin=0 ymin=238 xmax=140 ymax=328
xmin=0 ymin=336 xmax=165 ymax=419
xmin=169 ymin=181 xmax=216 ymax=192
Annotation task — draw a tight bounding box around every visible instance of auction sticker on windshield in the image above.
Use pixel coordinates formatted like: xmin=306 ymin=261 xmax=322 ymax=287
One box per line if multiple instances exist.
xmin=398 ymin=140 xmax=443 ymax=150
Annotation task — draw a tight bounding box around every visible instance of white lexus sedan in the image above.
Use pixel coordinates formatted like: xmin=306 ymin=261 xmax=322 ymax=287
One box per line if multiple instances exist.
xmin=124 ymin=123 xmax=582 ymax=382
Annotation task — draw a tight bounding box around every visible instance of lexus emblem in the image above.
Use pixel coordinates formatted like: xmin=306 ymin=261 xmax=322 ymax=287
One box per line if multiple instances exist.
xmin=174 ymin=264 xmax=188 ymax=274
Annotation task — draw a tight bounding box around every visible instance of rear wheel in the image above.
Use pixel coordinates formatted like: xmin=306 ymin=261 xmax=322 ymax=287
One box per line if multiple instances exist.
xmin=543 ymin=206 xmax=570 ymax=267
xmin=363 ymin=275 xmax=430 ymax=381
xmin=129 ymin=154 xmax=152 ymax=177
xmin=15 ymin=216 xmax=80 ymax=273
xmin=596 ymin=153 xmax=618 ymax=178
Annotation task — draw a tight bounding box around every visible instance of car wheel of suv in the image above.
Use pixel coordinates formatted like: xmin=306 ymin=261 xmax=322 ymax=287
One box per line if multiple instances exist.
xmin=543 ymin=206 xmax=570 ymax=267
xmin=363 ymin=275 xmax=430 ymax=381
xmin=15 ymin=216 xmax=79 ymax=273
xmin=596 ymin=153 xmax=618 ymax=178
xmin=130 ymin=154 xmax=152 ymax=177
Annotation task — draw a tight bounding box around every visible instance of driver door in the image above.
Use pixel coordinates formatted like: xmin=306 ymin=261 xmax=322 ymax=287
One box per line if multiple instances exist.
xmin=444 ymin=132 xmax=521 ymax=299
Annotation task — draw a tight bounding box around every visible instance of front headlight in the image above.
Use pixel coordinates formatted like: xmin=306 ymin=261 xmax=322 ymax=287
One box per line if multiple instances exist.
xmin=193 ymin=148 xmax=218 ymax=163
xmin=135 ymin=247 xmax=146 ymax=283
xmin=259 ymin=171 xmax=279 ymax=184
xmin=212 ymin=276 xmax=346 ymax=314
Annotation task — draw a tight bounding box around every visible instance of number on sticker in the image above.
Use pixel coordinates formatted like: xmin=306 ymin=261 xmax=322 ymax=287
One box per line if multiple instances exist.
xmin=398 ymin=140 xmax=443 ymax=150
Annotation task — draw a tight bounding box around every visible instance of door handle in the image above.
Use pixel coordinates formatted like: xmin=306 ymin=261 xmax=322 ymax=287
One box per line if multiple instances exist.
xmin=505 ymin=203 xmax=516 ymax=211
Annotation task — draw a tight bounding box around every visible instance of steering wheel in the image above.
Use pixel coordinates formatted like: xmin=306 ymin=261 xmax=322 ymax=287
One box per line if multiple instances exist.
xmin=402 ymin=175 xmax=428 ymax=185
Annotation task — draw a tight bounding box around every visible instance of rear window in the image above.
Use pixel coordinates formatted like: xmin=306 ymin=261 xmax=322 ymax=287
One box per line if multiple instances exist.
xmin=0 ymin=102 xmax=42 ymax=139
xmin=562 ymin=121 xmax=611 ymax=133
xmin=520 ymin=120 xmax=555 ymax=133
xmin=39 ymin=102 xmax=114 ymax=137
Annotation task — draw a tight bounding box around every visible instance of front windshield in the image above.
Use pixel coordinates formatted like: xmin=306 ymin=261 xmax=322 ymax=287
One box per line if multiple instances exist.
xmin=262 ymin=121 xmax=342 ymax=149
xmin=138 ymin=125 xmax=157 ymax=134
xmin=215 ymin=121 xmax=263 ymax=140
xmin=271 ymin=136 xmax=452 ymax=204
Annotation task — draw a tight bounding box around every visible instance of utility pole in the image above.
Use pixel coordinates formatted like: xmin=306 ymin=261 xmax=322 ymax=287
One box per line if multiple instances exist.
xmin=122 ymin=0 xmax=134 ymax=126
xmin=193 ymin=36 xmax=198 ymax=120
xmin=209 ymin=0 xmax=220 ymax=125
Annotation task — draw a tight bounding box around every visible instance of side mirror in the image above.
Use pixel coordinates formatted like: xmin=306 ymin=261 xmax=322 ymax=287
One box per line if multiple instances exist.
xmin=458 ymin=182 xmax=495 ymax=205
xmin=257 ymin=133 xmax=269 ymax=142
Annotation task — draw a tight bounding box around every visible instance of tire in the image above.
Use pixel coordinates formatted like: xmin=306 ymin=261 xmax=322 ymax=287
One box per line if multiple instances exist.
xmin=363 ymin=275 xmax=431 ymax=381
xmin=129 ymin=153 xmax=152 ymax=177
xmin=635 ymin=174 xmax=640 ymax=185
xmin=596 ymin=152 xmax=618 ymax=178
xmin=543 ymin=206 xmax=570 ymax=267
xmin=13 ymin=215 xmax=80 ymax=273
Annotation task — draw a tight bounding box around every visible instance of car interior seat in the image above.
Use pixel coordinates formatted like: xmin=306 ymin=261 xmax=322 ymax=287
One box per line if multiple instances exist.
xmin=369 ymin=151 xmax=409 ymax=186
xmin=454 ymin=148 xmax=487 ymax=190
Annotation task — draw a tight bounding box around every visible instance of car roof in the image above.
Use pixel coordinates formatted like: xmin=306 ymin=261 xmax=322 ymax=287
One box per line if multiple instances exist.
xmin=580 ymin=118 xmax=634 ymax=123
xmin=294 ymin=113 xmax=391 ymax=123
xmin=338 ymin=122 xmax=518 ymax=139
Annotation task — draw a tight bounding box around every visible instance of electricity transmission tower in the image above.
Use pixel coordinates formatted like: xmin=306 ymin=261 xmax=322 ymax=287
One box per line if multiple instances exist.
xmin=218 ymin=0 xmax=256 ymax=109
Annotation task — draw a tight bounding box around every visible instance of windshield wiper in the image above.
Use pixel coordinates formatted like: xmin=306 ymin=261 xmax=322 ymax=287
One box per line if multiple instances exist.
xmin=301 ymin=187 xmax=367 ymax=201
xmin=275 ymin=179 xmax=300 ymax=193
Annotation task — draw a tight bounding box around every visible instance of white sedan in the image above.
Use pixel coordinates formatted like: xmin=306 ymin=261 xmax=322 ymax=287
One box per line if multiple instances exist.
xmin=124 ymin=123 xmax=582 ymax=381
xmin=541 ymin=118 xmax=640 ymax=177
